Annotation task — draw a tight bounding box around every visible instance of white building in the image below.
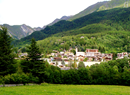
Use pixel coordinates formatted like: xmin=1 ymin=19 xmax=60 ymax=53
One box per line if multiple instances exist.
xmin=76 ymin=48 xmax=85 ymax=57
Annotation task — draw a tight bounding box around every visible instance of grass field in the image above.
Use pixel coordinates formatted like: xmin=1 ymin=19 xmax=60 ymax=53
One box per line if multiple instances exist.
xmin=0 ymin=84 xmax=130 ymax=95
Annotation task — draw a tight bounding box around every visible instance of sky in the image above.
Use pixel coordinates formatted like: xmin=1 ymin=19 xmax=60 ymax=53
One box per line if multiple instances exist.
xmin=0 ymin=0 xmax=110 ymax=28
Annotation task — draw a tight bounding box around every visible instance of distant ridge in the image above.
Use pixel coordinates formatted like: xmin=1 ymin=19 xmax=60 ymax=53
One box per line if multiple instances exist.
xmin=69 ymin=0 xmax=130 ymax=20
xmin=0 ymin=24 xmax=45 ymax=39
xmin=69 ymin=1 xmax=108 ymax=20
xmin=48 ymin=15 xmax=73 ymax=26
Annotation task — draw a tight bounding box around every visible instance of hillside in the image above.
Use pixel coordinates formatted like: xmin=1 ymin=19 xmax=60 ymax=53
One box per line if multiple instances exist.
xmin=69 ymin=0 xmax=130 ymax=20
xmin=15 ymin=8 xmax=130 ymax=54
xmin=69 ymin=1 xmax=108 ymax=21
xmin=36 ymin=26 xmax=130 ymax=54
xmin=14 ymin=7 xmax=130 ymax=46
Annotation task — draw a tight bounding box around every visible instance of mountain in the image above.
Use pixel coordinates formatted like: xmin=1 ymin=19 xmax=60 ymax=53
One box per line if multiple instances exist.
xmin=69 ymin=0 xmax=130 ymax=20
xmin=4 ymin=0 xmax=128 ymax=40
xmin=1 ymin=16 xmax=72 ymax=40
xmin=30 ymin=16 xmax=72 ymax=32
xmin=0 ymin=24 xmax=44 ymax=39
xmin=33 ymin=26 xmax=46 ymax=31
xmin=14 ymin=7 xmax=130 ymax=49
xmin=48 ymin=16 xmax=73 ymax=26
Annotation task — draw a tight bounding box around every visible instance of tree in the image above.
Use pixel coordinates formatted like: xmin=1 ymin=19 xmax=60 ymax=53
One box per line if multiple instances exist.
xmin=21 ymin=38 xmax=45 ymax=82
xmin=78 ymin=61 xmax=85 ymax=69
xmin=72 ymin=59 xmax=77 ymax=69
xmin=0 ymin=26 xmax=15 ymax=76
xmin=61 ymin=60 xmax=65 ymax=66
xmin=56 ymin=61 xmax=58 ymax=66
xmin=83 ymin=57 xmax=88 ymax=61
xmin=26 ymin=38 xmax=41 ymax=61
xmin=68 ymin=59 xmax=73 ymax=68
xmin=64 ymin=44 xmax=69 ymax=50
xmin=71 ymin=49 xmax=76 ymax=55
xmin=99 ymin=46 xmax=105 ymax=53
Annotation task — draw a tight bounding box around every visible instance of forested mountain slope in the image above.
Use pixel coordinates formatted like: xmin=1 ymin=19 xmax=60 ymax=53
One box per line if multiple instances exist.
xmin=14 ymin=7 xmax=130 ymax=48
xmin=36 ymin=30 xmax=130 ymax=54
xmin=69 ymin=1 xmax=108 ymax=21
xmin=69 ymin=0 xmax=130 ymax=20
xmin=18 ymin=7 xmax=130 ymax=54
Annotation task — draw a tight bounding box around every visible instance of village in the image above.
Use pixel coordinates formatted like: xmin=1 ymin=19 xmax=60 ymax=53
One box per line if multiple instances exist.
xmin=19 ymin=48 xmax=130 ymax=70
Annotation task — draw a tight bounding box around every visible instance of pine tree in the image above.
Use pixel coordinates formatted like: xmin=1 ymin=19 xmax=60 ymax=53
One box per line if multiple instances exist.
xmin=25 ymin=38 xmax=45 ymax=82
xmin=0 ymin=26 xmax=15 ymax=76
xmin=26 ymin=38 xmax=41 ymax=61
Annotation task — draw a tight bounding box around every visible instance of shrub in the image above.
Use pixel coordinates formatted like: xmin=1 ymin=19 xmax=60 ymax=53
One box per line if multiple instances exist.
xmin=41 ymin=83 xmax=49 ymax=86
xmin=21 ymin=73 xmax=29 ymax=85
xmin=31 ymin=77 xmax=39 ymax=84
xmin=78 ymin=61 xmax=85 ymax=69
xmin=2 ymin=73 xmax=37 ymax=84
xmin=3 ymin=74 xmax=11 ymax=84
xmin=0 ymin=77 xmax=2 ymax=84
xmin=10 ymin=73 xmax=22 ymax=84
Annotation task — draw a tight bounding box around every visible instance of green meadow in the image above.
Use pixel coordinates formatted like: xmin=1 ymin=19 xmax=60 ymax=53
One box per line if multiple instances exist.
xmin=0 ymin=84 xmax=130 ymax=95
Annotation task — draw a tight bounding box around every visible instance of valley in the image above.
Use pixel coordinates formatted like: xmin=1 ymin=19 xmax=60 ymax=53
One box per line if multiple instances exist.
xmin=0 ymin=0 xmax=130 ymax=94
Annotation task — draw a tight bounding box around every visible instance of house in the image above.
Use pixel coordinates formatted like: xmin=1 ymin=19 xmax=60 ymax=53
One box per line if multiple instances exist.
xmin=117 ymin=52 xmax=128 ymax=59
xmin=19 ymin=53 xmax=28 ymax=58
xmin=77 ymin=55 xmax=84 ymax=61
xmin=60 ymin=51 xmax=64 ymax=55
xmin=80 ymin=36 xmax=84 ymax=39
xmin=86 ymin=49 xmax=98 ymax=53
xmin=54 ymin=57 xmax=62 ymax=61
xmin=51 ymin=53 xmax=56 ymax=56
xmin=67 ymin=55 xmax=74 ymax=60
xmin=65 ymin=51 xmax=74 ymax=56
xmin=51 ymin=53 xmax=59 ymax=57
xmin=76 ymin=52 xmax=85 ymax=57
xmin=60 ymin=43 xmax=64 ymax=45
xmin=104 ymin=54 xmax=113 ymax=61
xmin=86 ymin=49 xmax=100 ymax=57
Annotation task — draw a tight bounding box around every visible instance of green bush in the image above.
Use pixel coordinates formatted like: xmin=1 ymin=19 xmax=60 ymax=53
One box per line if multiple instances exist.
xmin=21 ymin=73 xmax=29 ymax=85
xmin=3 ymin=74 xmax=11 ymax=84
xmin=31 ymin=77 xmax=39 ymax=84
xmin=1 ymin=73 xmax=38 ymax=84
xmin=0 ymin=77 xmax=2 ymax=84
xmin=78 ymin=61 xmax=85 ymax=69
xmin=10 ymin=73 xmax=22 ymax=84
xmin=41 ymin=83 xmax=49 ymax=86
